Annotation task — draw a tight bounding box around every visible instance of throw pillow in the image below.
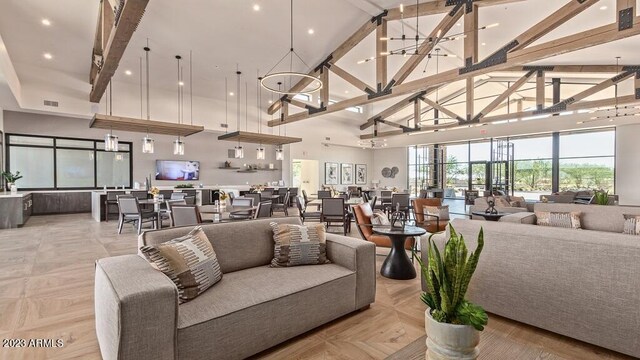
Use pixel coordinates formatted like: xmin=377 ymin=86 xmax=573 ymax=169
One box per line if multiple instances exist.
xmin=370 ymin=210 xmax=390 ymax=225
xmin=493 ymin=196 xmax=511 ymax=207
xmin=535 ymin=211 xmax=582 ymax=229
xmin=423 ymin=205 xmax=450 ymax=222
xmin=140 ymin=226 xmax=222 ymax=303
xmin=622 ymin=214 xmax=640 ymax=235
xmin=509 ymin=196 xmax=526 ymax=208
xmin=270 ymin=222 xmax=330 ymax=267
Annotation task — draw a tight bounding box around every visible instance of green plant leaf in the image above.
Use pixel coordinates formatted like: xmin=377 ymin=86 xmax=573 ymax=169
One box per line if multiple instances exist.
xmin=455 ymin=300 xmax=488 ymax=331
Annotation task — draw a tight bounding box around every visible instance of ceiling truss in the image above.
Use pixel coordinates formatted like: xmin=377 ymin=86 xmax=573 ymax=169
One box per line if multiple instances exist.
xmin=263 ymin=0 xmax=640 ymax=141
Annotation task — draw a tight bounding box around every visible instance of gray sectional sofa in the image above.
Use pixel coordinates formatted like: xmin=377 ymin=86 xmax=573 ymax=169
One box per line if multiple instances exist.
xmin=422 ymin=203 xmax=640 ymax=358
xmin=95 ymin=217 xmax=376 ymax=360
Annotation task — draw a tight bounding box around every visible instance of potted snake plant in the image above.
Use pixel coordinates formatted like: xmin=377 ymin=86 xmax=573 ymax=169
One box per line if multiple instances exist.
xmin=2 ymin=171 xmax=23 ymax=192
xmin=415 ymin=225 xmax=487 ymax=360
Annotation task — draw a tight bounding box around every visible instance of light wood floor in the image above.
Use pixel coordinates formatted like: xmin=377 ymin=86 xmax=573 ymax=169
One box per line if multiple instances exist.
xmin=0 ymin=213 xmax=634 ymax=360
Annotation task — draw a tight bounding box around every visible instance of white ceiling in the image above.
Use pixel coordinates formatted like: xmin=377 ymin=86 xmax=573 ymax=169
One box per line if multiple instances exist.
xmin=0 ymin=0 xmax=638 ymax=144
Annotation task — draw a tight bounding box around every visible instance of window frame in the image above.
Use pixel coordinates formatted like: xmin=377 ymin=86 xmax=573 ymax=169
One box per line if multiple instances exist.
xmin=5 ymin=133 xmax=133 ymax=190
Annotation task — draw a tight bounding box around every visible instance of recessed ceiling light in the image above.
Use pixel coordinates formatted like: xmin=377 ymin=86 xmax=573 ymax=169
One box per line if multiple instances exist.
xmin=43 ymin=53 xmax=52 ymax=60
xmin=344 ymin=90 xmax=349 ymax=94
xmin=268 ymin=100 xmax=273 ymax=104
xmin=41 ymin=19 xmax=51 ymax=26
xmin=599 ymin=5 xmax=607 ymax=10
xmin=125 ymin=70 xmax=132 ymax=76
xmin=481 ymin=42 xmax=486 ymax=46
xmin=456 ymin=23 xmax=461 ymax=26
xmin=253 ymin=4 xmax=260 ymax=11
xmin=229 ymin=92 xmax=234 ymax=96
xmin=179 ymin=81 xmax=184 ymax=86
xmin=308 ymin=28 xmax=314 ymax=35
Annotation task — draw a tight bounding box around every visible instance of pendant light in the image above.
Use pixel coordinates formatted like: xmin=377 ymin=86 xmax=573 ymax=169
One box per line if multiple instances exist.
xmin=275 ymin=81 xmax=285 ymax=160
xmin=174 ymin=55 xmax=185 ymax=155
xmin=141 ymin=47 xmax=154 ymax=153
xmin=256 ymin=70 xmax=266 ymax=160
xmin=234 ymin=68 xmax=244 ymax=158
xmin=104 ymin=81 xmax=119 ymax=151
xmin=261 ymin=0 xmax=322 ymax=95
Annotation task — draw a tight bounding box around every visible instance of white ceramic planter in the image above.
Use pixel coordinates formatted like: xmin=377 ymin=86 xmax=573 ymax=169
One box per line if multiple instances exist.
xmin=425 ymin=309 xmax=480 ymax=360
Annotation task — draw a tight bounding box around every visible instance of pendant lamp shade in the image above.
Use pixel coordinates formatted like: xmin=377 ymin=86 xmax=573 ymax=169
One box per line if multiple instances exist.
xmin=173 ymin=138 xmax=185 ymax=155
xmin=275 ymin=146 xmax=284 ymax=160
xmin=105 ymin=133 xmax=119 ymax=152
xmin=142 ymin=135 xmax=154 ymax=154
xmin=234 ymin=145 xmax=244 ymax=159
xmin=256 ymin=146 xmax=266 ymax=160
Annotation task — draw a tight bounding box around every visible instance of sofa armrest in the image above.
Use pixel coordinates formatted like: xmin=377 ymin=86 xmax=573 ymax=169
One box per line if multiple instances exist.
xmin=326 ymin=234 xmax=376 ymax=309
xmin=499 ymin=212 xmax=536 ymax=224
xmin=95 ymin=255 xmax=178 ymax=360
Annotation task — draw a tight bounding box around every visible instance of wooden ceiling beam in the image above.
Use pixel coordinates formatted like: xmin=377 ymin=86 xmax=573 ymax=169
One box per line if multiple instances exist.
xmin=90 ymin=0 xmax=148 ymax=103
xmin=384 ymin=0 xmax=525 ymax=21
xmin=267 ymin=16 xmax=379 ymax=115
xmin=388 ymin=5 xmax=463 ymax=87
xmin=360 ymin=91 xmax=427 ymax=130
xmin=464 ymin=3 xmax=479 ymax=121
xmin=327 ymin=63 xmax=374 ymax=94
xmin=376 ymin=19 xmax=388 ymax=89
xmin=420 ymin=98 xmax=465 ymax=122
xmin=475 ymin=70 xmax=536 ymax=120
xmin=536 ymin=71 xmax=546 ymax=109
xmin=501 ymin=65 xmax=627 ymax=73
xmin=268 ymin=7 xmax=640 ymax=128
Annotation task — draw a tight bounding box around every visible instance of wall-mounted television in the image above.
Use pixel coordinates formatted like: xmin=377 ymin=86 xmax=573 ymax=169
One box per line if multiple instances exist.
xmin=155 ymin=160 xmax=200 ymax=181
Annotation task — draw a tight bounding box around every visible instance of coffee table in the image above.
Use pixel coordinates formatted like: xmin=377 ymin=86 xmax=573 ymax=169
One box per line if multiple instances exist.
xmin=471 ymin=211 xmax=507 ymax=221
xmin=372 ymin=226 xmax=426 ymax=280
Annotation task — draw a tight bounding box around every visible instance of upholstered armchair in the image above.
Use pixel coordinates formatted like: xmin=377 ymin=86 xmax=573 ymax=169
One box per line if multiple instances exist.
xmin=412 ymin=198 xmax=448 ymax=233
xmin=353 ymin=203 xmax=414 ymax=250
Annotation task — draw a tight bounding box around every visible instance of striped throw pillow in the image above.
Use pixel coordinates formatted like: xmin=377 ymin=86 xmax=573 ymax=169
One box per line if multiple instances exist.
xmin=623 ymin=215 xmax=640 ymax=235
xmin=270 ymin=222 xmax=330 ymax=267
xmin=140 ymin=226 xmax=222 ymax=303
xmin=535 ymin=211 xmax=582 ymax=229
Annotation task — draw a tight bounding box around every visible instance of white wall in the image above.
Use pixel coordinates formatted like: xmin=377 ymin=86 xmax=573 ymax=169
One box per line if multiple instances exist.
xmin=3 ymin=110 xmax=283 ymax=186
xmin=616 ymin=123 xmax=640 ymax=206
xmin=372 ymin=147 xmax=407 ymax=190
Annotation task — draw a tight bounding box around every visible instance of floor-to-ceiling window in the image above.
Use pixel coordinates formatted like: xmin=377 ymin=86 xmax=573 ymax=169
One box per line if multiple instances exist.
xmin=559 ymin=130 xmax=615 ymax=192
xmin=509 ymin=135 xmax=553 ymax=200
xmin=407 ymin=128 xmax=616 ymax=199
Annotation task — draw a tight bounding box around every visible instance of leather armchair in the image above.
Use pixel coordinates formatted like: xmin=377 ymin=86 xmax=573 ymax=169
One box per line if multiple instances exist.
xmin=353 ymin=203 xmax=414 ymax=250
xmin=412 ymin=198 xmax=448 ymax=233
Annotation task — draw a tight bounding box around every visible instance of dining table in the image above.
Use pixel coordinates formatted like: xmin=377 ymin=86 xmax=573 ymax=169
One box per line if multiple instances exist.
xmin=307 ymin=197 xmax=364 ymax=207
xmin=138 ymin=198 xmax=184 ymax=229
xmin=198 ymin=204 xmax=258 ymax=222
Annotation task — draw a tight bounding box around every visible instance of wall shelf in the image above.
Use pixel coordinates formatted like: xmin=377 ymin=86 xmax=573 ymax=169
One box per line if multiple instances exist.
xmin=237 ymin=170 xmax=258 ymax=173
xmin=218 ymin=167 xmax=241 ymax=170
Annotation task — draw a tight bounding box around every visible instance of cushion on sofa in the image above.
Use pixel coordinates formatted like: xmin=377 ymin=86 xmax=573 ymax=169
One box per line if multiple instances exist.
xmin=423 ymin=205 xmax=450 ymax=221
xmin=509 ymin=196 xmax=526 ymax=208
xmin=535 ymin=211 xmax=581 ymax=229
xmin=623 ymin=215 xmax=640 ymax=235
xmin=499 ymin=212 xmax=536 ymax=224
xmin=494 ymin=196 xmax=511 ymax=207
xmin=270 ymin=222 xmax=330 ymax=267
xmin=140 ymin=226 xmax=223 ymax=303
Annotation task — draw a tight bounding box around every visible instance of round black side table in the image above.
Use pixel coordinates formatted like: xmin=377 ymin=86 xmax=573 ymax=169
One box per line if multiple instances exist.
xmin=471 ymin=212 xmax=507 ymax=222
xmin=373 ymin=226 xmax=426 ymax=280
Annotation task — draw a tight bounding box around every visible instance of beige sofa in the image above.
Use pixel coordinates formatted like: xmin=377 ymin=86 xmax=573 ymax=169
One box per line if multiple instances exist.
xmin=421 ymin=203 xmax=640 ymax=358
xmin=95 ymin=217 xmax=376 ymax=360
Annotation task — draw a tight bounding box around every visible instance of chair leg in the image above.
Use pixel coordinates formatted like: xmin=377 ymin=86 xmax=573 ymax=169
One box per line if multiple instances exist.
xmin=117 ymin=214 xmax=124 ymax=234
xmin=137 ymin=216 xmax=143 ymax=235
xmin=104 ymin=202 xmax=109 ymax=222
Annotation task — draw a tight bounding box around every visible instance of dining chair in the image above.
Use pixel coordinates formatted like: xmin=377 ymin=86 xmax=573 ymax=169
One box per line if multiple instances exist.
xmin=184 ymin=196 xmax=196 ymax=205
xmin=259 ymin=191 xmax=273 ymax=202
xmin=271 ymin=192 xmax=290 ymax=216
xmin=317 ymin=190 xmax=332 ymax=199
xmin=130 ymin=190 xmax=148 ymax=200
xmin=170 ymin=205 xmax=205 ymax=227
xmin=277 ymin=188 xmax=288 ymax=204
xmin=321 ymin=198 xmax=349 ymax=235
xmin=164 ymin=199 xmax=187 ymax=226
xmin=229 ymin=198 xmax=254 ymax=220
xmin=171 ymin=192 xmax=187 ymax=200
xmin=103 ymin=191 xmax=125 ymax=222
xmin=254 ymin=201 xmax=273 ymax=219
xmin=288 ymin=188 xmax=299 ymax=206
xmin=180 ymin=189 xmax=197 ymax=197
xmin=245 ymin=193 xmax=262 ymax=206
xmin=362 ymin=191 xmax=369 ymax=203
xmin=302 ymin=189 xmax=314 ymax=203
xmin=296 ymin=196 xmax=321 ymax=223
xmin=158 ymin=190 xmax=173 ymax=199
xmin=369 ymin=195 xmax=377 ymax=212
xmin=390 ymin=193 xmax=411 ymax=217
xmin=117 ymin=196 xmax=158 ymax=235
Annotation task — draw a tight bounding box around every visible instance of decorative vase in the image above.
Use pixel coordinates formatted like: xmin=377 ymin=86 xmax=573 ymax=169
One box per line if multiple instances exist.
xmin=6 ymin=182 xmax=13 ymax=192
xmin=425 ymin=309 xmax=479 ymax=360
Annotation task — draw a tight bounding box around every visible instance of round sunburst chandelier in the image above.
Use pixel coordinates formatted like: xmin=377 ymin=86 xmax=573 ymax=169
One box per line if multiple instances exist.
xmin=261 ymin=0 xmax=323 ymax=95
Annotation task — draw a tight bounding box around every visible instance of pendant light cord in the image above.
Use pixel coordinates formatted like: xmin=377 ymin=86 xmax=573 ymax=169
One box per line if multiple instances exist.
xmin=190 ymin=50 xmax=193 ymax=125
xmin=108 ymin=81 xmax=113 ymax=116
xmin=144 ymin=40 xmax=150 ymax=120
xmin=139 ymin=57 xmax=143 ymax=119
xmin=176 ymin=55 xmax=181 ymax=125
xmin=225 ymin=77 xmax=228 ymax=133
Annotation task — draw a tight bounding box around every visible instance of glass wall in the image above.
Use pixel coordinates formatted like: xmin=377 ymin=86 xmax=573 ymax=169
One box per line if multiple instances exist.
xmin=6 ymin=134 xmax=132 ymax=190
xmin=559 ymin=130 xmax=615 ymax=192
xmin=407 ymin=128 xmax=616 ymax=199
